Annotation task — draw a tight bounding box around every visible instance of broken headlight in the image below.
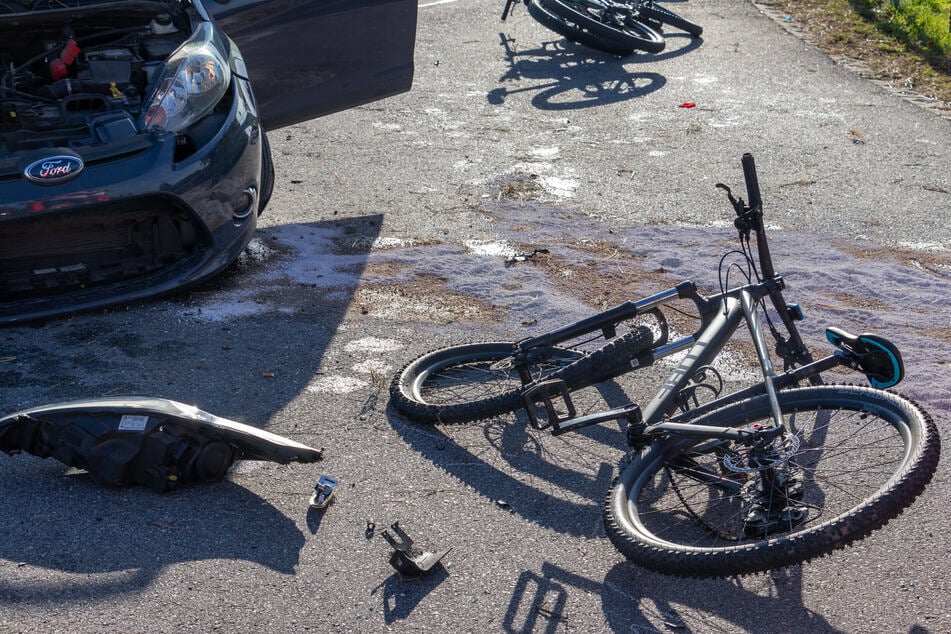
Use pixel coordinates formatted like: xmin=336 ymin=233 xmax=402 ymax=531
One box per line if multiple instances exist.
xmin=143 ymin=22 xmax=230 ymax=133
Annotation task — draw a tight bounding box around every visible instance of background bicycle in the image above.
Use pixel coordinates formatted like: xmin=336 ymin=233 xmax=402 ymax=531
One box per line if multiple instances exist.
xmin=502 ymin=0 xmax=702 ymax=56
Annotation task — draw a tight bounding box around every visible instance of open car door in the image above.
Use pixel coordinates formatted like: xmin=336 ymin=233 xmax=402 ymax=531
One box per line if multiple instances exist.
xmin=202 ymin=0 xmax=417 ymax=130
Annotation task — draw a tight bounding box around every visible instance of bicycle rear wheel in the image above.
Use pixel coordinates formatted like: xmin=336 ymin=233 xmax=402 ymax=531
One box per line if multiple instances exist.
xmin=637 ymin=1 xmax=702 ymax=37
xmin=539 ymin=0 xmax=666 ymax=54
xmin=390 ymin=326 xmax=654 ymax=424
xmin=604 ymin=385 xmax=940 ymax=577
xmin=390 ymin=342 xmax=582 ymax=424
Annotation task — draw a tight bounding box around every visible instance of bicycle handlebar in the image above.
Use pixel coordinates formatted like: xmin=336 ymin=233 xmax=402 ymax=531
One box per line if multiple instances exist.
xmin=737 ymin=154 xmax=812 ymax=367
xmin=741 ymin=153 xmax=762 ymax=213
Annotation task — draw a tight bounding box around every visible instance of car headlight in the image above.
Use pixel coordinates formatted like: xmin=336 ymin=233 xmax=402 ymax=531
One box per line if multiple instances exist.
xmin=143 ymin=23 xmax=230 ymax=133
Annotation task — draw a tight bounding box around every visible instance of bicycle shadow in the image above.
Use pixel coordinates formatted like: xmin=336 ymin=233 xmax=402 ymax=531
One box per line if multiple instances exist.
xmin=499 ymin=560 xmax=842 ymax=633
xmin=488 ymin=31 xmax=701 ymax=110
xmin=389 ymin=382 xmax=634 ymax=540
xmin=600 ymin=563 xmax=843 ymax=633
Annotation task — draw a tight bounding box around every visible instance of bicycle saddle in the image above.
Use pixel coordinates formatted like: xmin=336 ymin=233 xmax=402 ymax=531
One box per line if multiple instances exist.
xmin=826 ymin=327 xmax=904 ymax=389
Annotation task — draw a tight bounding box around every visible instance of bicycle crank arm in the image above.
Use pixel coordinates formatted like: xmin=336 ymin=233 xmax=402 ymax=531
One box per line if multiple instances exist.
xmin=550 ymin=404 xmax=642 ymax=437
xmin=522 ymin=379 xmax=642 ymax=435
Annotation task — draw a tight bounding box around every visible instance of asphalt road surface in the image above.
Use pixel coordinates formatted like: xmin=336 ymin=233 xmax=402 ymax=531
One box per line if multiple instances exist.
xmin=2 ymin=0 xmax=949 ymax=632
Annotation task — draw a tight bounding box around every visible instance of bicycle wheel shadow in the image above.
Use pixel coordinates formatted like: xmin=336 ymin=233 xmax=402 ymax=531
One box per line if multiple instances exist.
xmin=488 ymin=32 xmax=701 ymax=110
xmin=499 ymin=560 xmax=842 ymax=633
xmin=388 ymin=377 xmax=641 ymax=538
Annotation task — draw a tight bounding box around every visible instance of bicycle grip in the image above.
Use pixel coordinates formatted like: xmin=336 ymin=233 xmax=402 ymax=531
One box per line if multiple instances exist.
xmin=741 ymin=153 xmax=762 ymax=211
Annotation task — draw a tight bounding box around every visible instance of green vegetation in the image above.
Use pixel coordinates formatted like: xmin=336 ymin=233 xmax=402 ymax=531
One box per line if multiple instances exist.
xmin=769 ymin=0 xmax=951 ymax=103
xmin=854 ymin=0 xmax=951 ymax=67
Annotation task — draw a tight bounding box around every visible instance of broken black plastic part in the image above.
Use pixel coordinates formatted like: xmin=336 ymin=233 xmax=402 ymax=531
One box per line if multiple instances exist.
xmin=381 ymin=521 xmax=451 ymax=577
xmin=0 ymin=397 xmax=322 ymax=492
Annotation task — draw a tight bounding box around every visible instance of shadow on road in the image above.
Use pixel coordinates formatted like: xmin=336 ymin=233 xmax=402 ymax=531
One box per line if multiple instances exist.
xmin=0 ymin=217 xmax=382 ymax=601
xmin=488 ymin=32 xmax=702 ymax=109
xmin=0 ymin=470 xmax=305 ymax=604
xmin=497 ymin=560 xmax=843 ymax=633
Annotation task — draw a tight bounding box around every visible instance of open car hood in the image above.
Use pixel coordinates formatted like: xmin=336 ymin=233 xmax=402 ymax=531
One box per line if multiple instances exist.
xmin=201 ymin=0 xmax=418 ymax=129
xmin=2 ymin=0 xmax=417 ymax=130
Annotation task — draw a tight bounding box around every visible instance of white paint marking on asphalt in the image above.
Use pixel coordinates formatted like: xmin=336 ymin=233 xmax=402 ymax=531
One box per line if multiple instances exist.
xmin=420 ymin=0 xmax=464 ymax=7
xmin=306 ymin=375 xmax=368 ymax=394
xmin=343 ymin=337 xmax=404 ymax=353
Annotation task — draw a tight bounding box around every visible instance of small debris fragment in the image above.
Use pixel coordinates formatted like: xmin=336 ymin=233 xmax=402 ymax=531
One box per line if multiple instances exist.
xmin=309 ymin=475 xmax=338 ymax=509
xmin=505 ymin=249 xmax=549 ymax=266
xmin=381 ymin=521 xmax=451 ymax=577
xmin=536 ymin=605 xmax=568 ymax=621
xmin=849 ymin=129 xmax=866 ymax=144
xmin=678 ymin=102 xmax=697 ymax=108
xmin=365 ymin=519 xmax=376 ymax=539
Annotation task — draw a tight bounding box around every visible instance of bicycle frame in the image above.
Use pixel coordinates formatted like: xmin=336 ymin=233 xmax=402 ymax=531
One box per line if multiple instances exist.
xmin=514 ymin=154 xmax=869 ymax=443
xmin=520 ymin=271 xmax=839 ymax=436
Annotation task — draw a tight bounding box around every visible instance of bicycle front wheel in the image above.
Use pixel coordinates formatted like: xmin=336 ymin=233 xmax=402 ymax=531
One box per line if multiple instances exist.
xmin=527 ymin=0 xmax=634 ymax=55
xmin=539 ymin=0 xmax=666 ymax=54
xmin=637 ymin=2 xmax=703 ymax=37
xmin=605 ymin=385 xmax=940 ymax=577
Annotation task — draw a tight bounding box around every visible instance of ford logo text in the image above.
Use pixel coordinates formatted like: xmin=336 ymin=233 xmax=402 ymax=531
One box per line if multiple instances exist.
xmin=24 ymin=155 xmax=84 ymax=184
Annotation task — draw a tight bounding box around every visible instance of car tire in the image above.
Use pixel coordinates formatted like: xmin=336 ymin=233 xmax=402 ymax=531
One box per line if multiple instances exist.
xmin=258 ymin=131 xmax=274 ymax=215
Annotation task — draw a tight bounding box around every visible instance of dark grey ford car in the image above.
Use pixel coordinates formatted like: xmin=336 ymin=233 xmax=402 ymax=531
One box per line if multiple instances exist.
xmin=0 ymin=0 xmax=417 ymax=324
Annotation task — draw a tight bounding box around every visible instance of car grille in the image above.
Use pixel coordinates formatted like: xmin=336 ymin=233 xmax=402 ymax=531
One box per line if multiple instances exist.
xmin=0 ymin=197 xmax=207 ymax=303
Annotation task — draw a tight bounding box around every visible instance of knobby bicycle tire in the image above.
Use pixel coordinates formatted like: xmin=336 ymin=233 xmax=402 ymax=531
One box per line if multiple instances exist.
xmin=604 ymin=385 xmax=940 ymax=577
xmin=637 ymin=2 xmax=702 ymax=37
xmin=539 ymin=0 xmax=666 ymax=55
xmin=390 ymin=326 xmax=654 ymax=424
xmin=526 ymin=0 xmax=633 ymax=55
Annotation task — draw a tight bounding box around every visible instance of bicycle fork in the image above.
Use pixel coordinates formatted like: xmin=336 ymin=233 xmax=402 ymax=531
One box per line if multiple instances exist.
xmin=741 ymin=291 xmax=787 ymax=433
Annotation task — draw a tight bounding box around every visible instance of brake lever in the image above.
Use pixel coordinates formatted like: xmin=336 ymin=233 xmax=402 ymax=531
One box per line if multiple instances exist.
xmin=716 ymin=183 xmax=753 ymax=238
xmin=715 ymin=183 xmax=744 ymax=215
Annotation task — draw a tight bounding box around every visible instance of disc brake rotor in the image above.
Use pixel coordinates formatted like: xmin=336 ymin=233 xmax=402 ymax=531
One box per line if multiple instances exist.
xmin=722 ymin=433 xmax=801 ymax=473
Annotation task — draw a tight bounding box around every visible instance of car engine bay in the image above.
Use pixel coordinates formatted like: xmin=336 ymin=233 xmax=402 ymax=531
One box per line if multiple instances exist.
xmin=0 ymin=1 xmax=194 ymax=151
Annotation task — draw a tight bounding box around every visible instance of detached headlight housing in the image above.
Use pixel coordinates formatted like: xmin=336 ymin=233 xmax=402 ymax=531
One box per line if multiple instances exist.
xmin=144 ymin=23 xmax=230 ymax=133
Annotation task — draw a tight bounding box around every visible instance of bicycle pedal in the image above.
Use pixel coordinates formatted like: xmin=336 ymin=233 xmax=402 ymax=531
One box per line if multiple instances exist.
xmin=523 ymin=379 xmax=576 ymax=430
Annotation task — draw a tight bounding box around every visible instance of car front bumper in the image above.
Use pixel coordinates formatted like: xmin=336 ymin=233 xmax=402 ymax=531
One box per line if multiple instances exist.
xmin=0 ymin=77 xmax=263 ymax=326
